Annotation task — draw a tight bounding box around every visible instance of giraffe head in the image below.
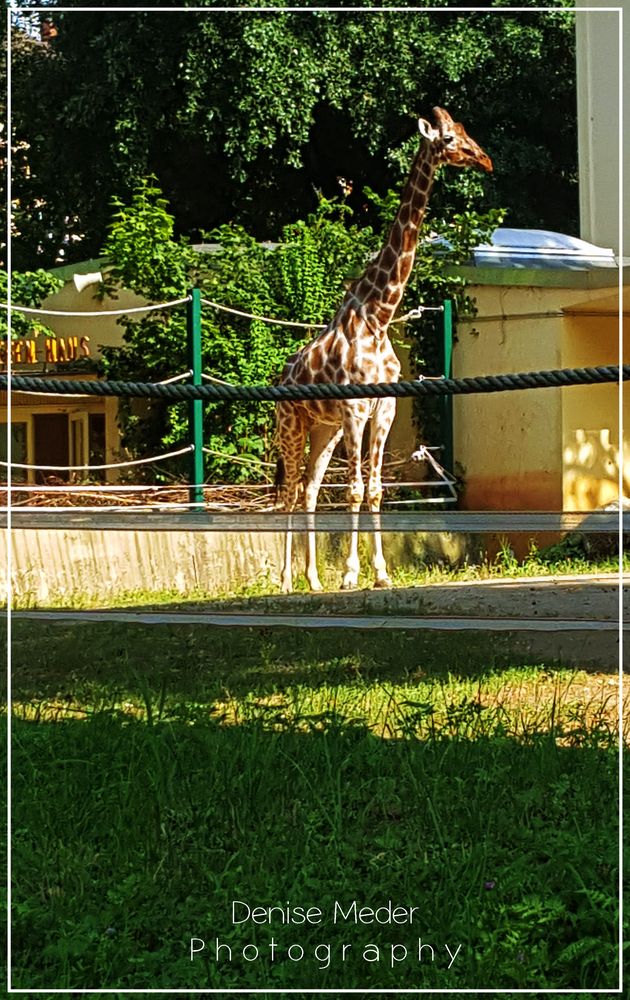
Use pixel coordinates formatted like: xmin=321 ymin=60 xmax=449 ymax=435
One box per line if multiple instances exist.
xmin=418 ymin=106 xmax=493 ymax=173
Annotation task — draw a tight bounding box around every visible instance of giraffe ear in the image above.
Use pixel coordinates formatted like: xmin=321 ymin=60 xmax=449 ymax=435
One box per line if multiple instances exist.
xmin=418 ymin=118 xmax=437 ymax=141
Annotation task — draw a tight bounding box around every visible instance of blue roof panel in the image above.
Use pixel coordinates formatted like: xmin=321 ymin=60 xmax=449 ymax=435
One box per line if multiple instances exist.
xmin=472 ymin=228 xmax=616 ymax=270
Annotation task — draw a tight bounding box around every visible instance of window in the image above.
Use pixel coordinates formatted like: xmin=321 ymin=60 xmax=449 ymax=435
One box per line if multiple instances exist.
xmin=88 ymin=413 xmax=106 ymax=482
xmin=0 ymin=422 xmax=28 ymax=482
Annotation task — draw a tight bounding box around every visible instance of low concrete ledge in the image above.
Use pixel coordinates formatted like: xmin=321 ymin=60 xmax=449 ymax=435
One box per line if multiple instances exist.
xmin=3 ymin=527 xmax=472 ymax=604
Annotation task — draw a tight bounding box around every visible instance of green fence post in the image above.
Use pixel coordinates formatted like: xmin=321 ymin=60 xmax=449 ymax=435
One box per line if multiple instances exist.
xmin=442 ymin=299 xmax=454 ymax=473
xmin=187 ymin=288 xmax=204 ymax=509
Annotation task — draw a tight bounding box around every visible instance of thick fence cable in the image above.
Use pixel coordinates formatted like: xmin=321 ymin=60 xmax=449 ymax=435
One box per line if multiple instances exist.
xmin=1 ymin=364 xmax=626 ymax=402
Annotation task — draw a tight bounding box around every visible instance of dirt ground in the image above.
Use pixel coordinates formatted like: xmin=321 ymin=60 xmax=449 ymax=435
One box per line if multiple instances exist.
xmin=256 ymin=572 xmax=627 ymax=619
xmin=195 ymin=573 xmax=628 ymax=672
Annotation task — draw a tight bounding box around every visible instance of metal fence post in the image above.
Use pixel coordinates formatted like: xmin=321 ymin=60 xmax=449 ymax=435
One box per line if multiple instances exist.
xmin=187 ymin=288 xmax=204 ymax=508
xmin=442 ymin=299 xmax=454 ymax=473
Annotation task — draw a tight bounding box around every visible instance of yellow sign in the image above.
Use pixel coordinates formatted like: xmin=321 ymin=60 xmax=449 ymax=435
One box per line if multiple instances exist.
xmin=1 ymin=336 xmax=91 ymax=365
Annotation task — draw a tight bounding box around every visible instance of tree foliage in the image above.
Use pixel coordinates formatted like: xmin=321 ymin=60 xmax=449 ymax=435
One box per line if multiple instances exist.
xmin=100 ymin=177 xmax=501 ymax=483
xmin=6 ymin=1 xmax=577 ymax=269
xmin=100 ymin=180 xmax=377 ymax=481
xmin=0 ymin=268 xmax=63 ymax=338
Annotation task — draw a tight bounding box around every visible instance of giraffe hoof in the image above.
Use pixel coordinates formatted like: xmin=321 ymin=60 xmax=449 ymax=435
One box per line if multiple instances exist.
xmin=341 ymin=577 xmax=359 ymax=591
xmin=373 ymin=576 xmax=392 ymax=589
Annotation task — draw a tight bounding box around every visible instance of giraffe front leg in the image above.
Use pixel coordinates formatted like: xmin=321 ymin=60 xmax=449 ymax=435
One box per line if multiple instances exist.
xmin=304 ymin=424 xmax=343 ymax=591
xmin=341 ymin=405 xmax=369 ymax=590
xmin=369 ymin=506 xmax=390 ymax=588
xmin=367 ymin=400 xmax=396 ymax=588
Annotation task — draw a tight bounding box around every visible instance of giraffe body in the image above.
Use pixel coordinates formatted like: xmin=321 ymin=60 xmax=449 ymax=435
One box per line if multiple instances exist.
xmin=275 ymin=107 xmax=492 ymax=592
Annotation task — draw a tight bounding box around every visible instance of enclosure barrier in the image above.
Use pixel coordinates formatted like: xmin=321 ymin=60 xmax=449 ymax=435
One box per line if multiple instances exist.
xmin=2 ymin=289 xmax=627 ymax=510
xmin=3 ymin=508 xmax=625 ymax=534
xmin=3 ymin=289 xmax=455 ymax=506
xmin=2 ymin=364 xmax=624 ymax=401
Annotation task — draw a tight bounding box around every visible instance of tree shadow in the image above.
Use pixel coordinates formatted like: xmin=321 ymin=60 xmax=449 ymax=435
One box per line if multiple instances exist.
xmin=7 ymin=711 xmax=622 ymax=992
xmin=6 ymin=611 xmax=623 ymax=708
xmin=6 ymin=575 xmax=623 ymax=988
xmin=6 ymin=570 xmax=624 ymax=720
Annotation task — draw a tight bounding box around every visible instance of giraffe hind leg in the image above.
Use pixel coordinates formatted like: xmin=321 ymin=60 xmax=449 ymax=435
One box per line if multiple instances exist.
xmin=276 ymin=409 xmax=307 ymax=593
xmin=368 ymin=400 xmax=396 ymax=588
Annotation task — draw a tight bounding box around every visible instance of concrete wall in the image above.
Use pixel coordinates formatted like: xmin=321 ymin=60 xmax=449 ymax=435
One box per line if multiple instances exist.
xmin=7 ymin=528 xmax=287 ymax=603
xmin=576 ymin=0 xmax=625 ymax=252
xmin=4 ymin=528 xmax=472 ymax=604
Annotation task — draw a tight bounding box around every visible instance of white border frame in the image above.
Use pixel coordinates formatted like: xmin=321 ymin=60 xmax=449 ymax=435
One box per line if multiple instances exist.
xmin=5 ymin=3 xmax=625 ymax=995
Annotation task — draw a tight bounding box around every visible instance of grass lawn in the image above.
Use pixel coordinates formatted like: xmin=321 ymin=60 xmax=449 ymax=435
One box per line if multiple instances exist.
xmin=5 ymin=616 xmax=625 ymax=992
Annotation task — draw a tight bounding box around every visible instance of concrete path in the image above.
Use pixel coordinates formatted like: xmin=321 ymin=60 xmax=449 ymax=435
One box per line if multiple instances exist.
xmin=11 ymin=609 xmax=625 ymax=632
xmin=11 ymin=575 xmax=627 ymax=670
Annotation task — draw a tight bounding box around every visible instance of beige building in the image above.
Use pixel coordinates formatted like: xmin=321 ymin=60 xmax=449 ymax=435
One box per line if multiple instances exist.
xmin=450 ymin=0 xmax=626 ymax=516
xmin=1 ymin=262 xmax=143 ymax=483
xmin=451 ymin=253 xmax=626 ymax=513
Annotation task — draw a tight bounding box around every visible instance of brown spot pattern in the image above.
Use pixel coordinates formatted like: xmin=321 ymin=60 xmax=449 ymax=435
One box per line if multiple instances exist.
xmin=275 ymin=107 xmax=491 ymax=584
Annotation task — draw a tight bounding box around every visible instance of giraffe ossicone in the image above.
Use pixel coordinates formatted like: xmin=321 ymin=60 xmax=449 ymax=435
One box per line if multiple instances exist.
xmin=275 ymin=107 xmax=492 ymax=593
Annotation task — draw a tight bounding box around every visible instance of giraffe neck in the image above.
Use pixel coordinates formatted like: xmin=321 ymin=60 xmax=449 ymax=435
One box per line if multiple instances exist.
xmin=351 ymin=140 xmax=439 ymax=329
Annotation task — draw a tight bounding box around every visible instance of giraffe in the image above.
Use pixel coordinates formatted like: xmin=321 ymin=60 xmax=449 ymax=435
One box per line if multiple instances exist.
xmin=275 ymin=107 xmax=492 ymax=593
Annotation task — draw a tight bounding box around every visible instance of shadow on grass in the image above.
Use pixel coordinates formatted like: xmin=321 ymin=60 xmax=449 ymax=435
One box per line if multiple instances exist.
xmin=5 ymin=608 xmax=622 ymax=715
xmin=11 ymin=571 xmax=625 ymax=682
xmin=9 ymin=617 xmax=540 ymax=694
xmin=7 ymin=711 xmax=622 ymax=992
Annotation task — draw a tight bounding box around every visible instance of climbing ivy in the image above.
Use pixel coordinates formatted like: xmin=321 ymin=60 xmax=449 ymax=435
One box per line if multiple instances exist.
xmin=100 ymin=178 xmax=502 ymax=483
xmin=100 ymin=182 xmax=377 ymax=481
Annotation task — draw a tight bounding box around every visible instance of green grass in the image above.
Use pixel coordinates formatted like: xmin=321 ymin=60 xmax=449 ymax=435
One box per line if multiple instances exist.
xmin=6 ymin=619 xmax=624 ymax=991
xmin=9 ymin=716 xmax=621 ymax=992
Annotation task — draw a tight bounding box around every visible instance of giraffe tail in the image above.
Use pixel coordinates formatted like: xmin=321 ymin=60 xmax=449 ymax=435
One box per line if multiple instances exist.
xmin=274 ymin=457 xmax=286 ymax=503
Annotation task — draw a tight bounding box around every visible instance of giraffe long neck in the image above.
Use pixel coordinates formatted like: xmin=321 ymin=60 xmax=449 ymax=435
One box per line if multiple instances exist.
xmin=351 ymin=141 xmax=438 ymax=329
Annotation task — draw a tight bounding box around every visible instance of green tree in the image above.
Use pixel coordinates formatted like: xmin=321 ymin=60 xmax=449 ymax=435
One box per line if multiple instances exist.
xmin=0 ymin=268 xmax=63 ymax=339
xmin=100 ymin=180 xmax=378 ymax=482
xmin=7 ymin=2 xmax=576 ymax=269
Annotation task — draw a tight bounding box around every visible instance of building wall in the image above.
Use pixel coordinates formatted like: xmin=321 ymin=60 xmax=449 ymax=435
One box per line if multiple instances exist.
xmin=453 ymin=270 xmax=625 ymax=513
xmin=561 ymin=300 xmax=628 ymax=510
xmin=454 ymin=283 xmax=564 ymax=511
xmin=39 ymin=272 xmax=147 ymax=357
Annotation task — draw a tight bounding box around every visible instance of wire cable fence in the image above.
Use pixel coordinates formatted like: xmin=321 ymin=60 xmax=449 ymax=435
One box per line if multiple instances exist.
xmin=2 ymin=291 xmax=626 ymax=521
